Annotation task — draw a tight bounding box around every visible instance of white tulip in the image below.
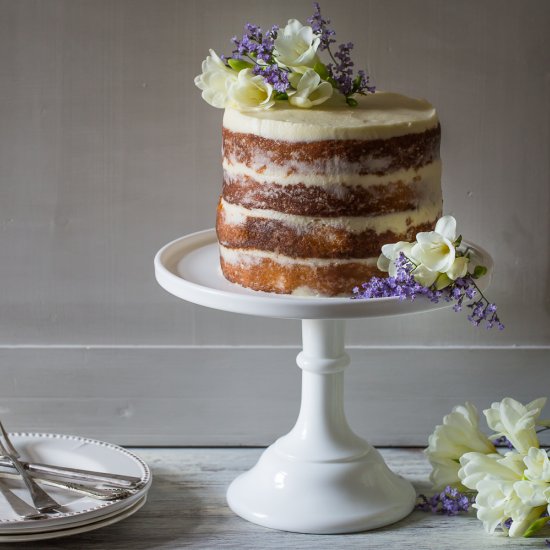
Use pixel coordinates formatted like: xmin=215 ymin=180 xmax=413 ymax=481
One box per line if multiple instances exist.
xmin=425 ymin=402 xmax=495 ymax=489
xmin=227 ymin=69 xmax=275 ymax=111
xmin=484 ymin=397 xmax=547 ymax=454
xmin=194 ymin=49 xmax=237 ymax=108
xmin=411 ymin=215 xmax=457 ymax=273
xmin=274 ymin=19 xmax=320 ymax=72
xmin=288 ymin=69 xmax=332 ymax=108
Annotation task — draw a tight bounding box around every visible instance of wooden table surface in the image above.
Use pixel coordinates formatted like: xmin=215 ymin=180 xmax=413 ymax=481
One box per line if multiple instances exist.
xmin=2 ymin=448 xmax=547 ymax=549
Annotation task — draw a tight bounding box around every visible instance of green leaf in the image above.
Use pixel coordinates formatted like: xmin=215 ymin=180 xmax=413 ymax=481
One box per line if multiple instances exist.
xmin=227 ymin=58 xmax=253 ymax=71
xmin=523 ymin=514 xmax=550 ymax=537
xmin=313 ymin=61 xmax=329 ymax=80
xmin=472 ymin=265 xmax=488 ymax=279
xmin=346 ymin=96 xmax=358 ymax=107
xmin=274 ymin=92 xmax=288 ymax=101
xmin=454 ymin=235 xmax=463 ymax=247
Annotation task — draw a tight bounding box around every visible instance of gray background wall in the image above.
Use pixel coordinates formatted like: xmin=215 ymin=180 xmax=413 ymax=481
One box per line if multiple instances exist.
xmin=1 ymin=0 xmax=549 ymax=445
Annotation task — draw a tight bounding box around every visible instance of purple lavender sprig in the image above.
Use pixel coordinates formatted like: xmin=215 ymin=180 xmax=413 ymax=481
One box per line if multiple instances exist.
xmin=231 ymin=24 xmax=291 ymax=94
xmin=307 ymin=1 xmax=336 ymax=50
xmin=416 ymin=486 xmax=473 ymax=516
xmin=492 ymin=436 xmax=514 ymax=450
xmin=353 ymin=253 xmax=504 ymax=330
xmin=307 ymin=3 xmax=375 ymax=105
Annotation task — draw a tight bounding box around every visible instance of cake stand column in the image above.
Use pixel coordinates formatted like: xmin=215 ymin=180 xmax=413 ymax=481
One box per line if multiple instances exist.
xmin=226 ymin=318 xmax=416 ymax=534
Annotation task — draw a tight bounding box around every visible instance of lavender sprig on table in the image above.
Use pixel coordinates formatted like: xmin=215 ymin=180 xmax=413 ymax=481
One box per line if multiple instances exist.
xmin=416 ymin=486 xmax=473 ymax=516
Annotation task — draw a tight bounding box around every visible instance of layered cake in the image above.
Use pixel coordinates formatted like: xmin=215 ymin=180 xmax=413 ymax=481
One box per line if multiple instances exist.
xmin=216 ymin=91 xmax=442 ymax=296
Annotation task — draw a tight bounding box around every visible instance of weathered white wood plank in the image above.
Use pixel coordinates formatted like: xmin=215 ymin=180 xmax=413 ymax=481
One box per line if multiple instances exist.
xmin=4 ymin=448 xmax=545 ymax=549
xmin=0 ymin=347 xmax=548 ymax=446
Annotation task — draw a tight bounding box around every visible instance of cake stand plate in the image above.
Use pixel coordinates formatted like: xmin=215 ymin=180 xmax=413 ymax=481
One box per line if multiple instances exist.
xmin=154 ymin=229 xmax=493 ymax=534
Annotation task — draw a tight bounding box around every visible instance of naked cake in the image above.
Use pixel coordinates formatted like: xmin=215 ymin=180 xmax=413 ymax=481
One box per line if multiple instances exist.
xmin=216 ymin=92 xmax=442 ymax=295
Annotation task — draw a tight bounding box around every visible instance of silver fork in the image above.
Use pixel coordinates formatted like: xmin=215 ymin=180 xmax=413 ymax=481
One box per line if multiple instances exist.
xmin=0 ymin=423 xmax=60 ymax=513
xmin=0 ymin=478 xmax=45 ymax=520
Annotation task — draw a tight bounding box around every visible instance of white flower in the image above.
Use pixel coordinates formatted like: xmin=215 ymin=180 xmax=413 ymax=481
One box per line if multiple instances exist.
xmin=288 ymin=69 xmax=333 ymax=108
xmin=425 ymin=402 xmax=495 ymax=490
xmin=274 ymin=19 xmax=320 ymax=72
xmin=484 ymin=397 xmax=547 ymax=454
xmin=523 ymin=447 xmax=550 ymax=483
xmin=446 ymin=256 xmax=469 ymax=280
xmin=377 ymin=241 xmax=437 ymax=286
xmin=459 ymin=449 xmax=550 ymax=537
xmin=377 ymin=215 xmax=471 ymax=288
xmin=459 ymin=451 xmax=524 ymax=491
xmin=226 ymin=69 xmax=275 ymax=111
xmin=412 ymin=215 xmax=457 ymax=273
xmin=377 ymin=241 xmax=414 ymax=275
xmin=514 ymin=448 xmax=550 ymax=510
xmin=194 ymin=49 xmax=237 ymax=108
xmin=510 ymin=449 xmax=550 ymax=536
xmin=459 ymin=452 xmax=530 ymax=535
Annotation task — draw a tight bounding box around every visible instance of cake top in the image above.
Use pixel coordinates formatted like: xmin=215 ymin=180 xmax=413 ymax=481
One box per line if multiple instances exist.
xmin=223 ymin=91 xmax=438 ymax=141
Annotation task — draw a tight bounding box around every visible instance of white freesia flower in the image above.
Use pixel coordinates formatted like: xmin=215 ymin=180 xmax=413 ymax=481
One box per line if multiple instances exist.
xmin=412 ymin=215 xmax=457 ymax=273
xmin=288 ymin=69 xmax=332 ymax=108
xmin=227 ymin=69 xmax=275 ymax=111
xmin=514 ymin=448 xmax=550 ymax=524
xmin=376 ymin=216 xmax=471 ymax=288
xmin=459 ymin=452 xmax=529 ymax=536
xmin=194 ymin=49 xmax=237 ymax=108
xmin=523 ymin=447 xmax=550 ymax=482
xmin=446 ymin=256 xmax=469 ymax=280
xmin=274 ymin=19 xmax=320 ymax=72
xmin=377 ymin=241 xmax=413 ymax=274
xmin=459 ymin=451 xmax=524 ymax=491
xmin=484 ymin=397 xmax=547 ymax=454
xmin=459 ymin=449 xmax=550 ymax=537
xmin=425 ymin=402 xmax=495 ymax=489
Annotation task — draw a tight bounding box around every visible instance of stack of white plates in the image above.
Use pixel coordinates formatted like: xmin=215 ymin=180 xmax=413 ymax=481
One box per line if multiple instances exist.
xmin=0 ymin=433 xmax=151 ymax=542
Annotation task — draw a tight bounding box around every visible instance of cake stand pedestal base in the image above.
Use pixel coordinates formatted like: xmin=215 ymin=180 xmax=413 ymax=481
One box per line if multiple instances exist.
xmin=155 ymin=230 xmax=492 ymax=534
xmin=226 ymin=319 xmax=416 ymax=534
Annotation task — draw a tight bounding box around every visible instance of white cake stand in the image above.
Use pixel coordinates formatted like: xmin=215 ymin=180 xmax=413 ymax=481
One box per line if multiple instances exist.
xmin=154 ymin=229 xmax=493 ymax=534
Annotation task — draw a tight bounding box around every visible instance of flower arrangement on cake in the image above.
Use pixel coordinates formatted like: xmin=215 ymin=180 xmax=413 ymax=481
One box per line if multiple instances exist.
xmin=195 ymin=3 xmax=374 ymax=110
xmin=353 ymin=214 xmax=504 ymax=330
xmin=420 ymin=397 xmax=550 ymax=541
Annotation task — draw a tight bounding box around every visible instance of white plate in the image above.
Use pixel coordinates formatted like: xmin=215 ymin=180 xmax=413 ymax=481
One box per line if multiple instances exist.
xmin=0 ymin=433 xmax=151 ymax=533
xmin=0 ymin=496 xmax=146 ymax=543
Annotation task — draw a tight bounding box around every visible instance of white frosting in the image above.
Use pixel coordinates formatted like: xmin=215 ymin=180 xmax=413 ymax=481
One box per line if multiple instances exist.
xmin=220 ymin=198 xmax=441 ymax=235
xmin=223 ymin=91 xmax=438 ymax=142
xmin=219 ymin=245 xmax=378 ymax=267
xmin=223 ymin=158 xmax=442 ymax=189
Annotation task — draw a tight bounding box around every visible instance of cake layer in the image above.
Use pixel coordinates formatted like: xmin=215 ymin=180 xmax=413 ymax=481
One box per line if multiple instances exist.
xmin=223 ymin=161 xmax=442 ymax=217
xmin=223 ymin=92 xmax=439 ymax=142
xmin=217 ymin=198 xmax=440 ymax=259
xmin=222 ymin=126 xmax=440 ymax=177
xmin=219 ymin=245 xmax=380 ymax=296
